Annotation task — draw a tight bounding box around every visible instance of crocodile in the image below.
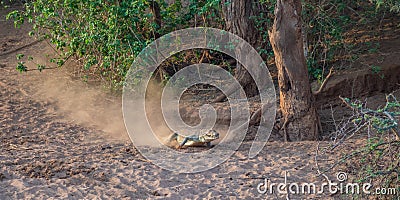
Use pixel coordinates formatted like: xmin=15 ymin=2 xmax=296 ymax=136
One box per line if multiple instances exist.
xmin=168 ymin=129 xmax=220 ymax=148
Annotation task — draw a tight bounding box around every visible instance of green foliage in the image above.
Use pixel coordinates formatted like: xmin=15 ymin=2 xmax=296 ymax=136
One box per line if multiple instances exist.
xmin=337 ymin=95 xmax=399 ymax=198
xmin=15 ymin=53 xmax=27 ymax=72
xmin=303 ymin=0 xmax=361 ymax=80
xmin=370 ymin=0 xmax=400 ymax=12
xmin=14 ymin=52 xmax=53 ymax=72
xmin=355 ymin=137 xmax=399 ymax=198
xmin=370 ymin=65 xmax=381 ymax=74
xmin=253 ymin=0 xmax=398 ymax=82
xmin=4 ymin=0 xmax=399 ymax=87
xmin=16 ymin=61 xmax=27 ymax=72
xmin=302 ymin=0 xmax=399 ymax=81
xmin=6 ymin=0 xmax=223 ymax=89
xmin=343 ymin=94 xmax=400 ymax=133
xmin=253 ymin=0 xmax=276 ymax=60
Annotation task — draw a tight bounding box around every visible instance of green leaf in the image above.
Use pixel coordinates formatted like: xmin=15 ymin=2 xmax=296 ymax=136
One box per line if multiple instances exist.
xmin=37 ymin=64 xmax=45 ymax=72
xmin=16 ymin=54 xmax=24 ymax=60
xmin=56 ymin=59 xmax=64 ymax=67
xmin=16 ymin=62 xmax=27 ymax=72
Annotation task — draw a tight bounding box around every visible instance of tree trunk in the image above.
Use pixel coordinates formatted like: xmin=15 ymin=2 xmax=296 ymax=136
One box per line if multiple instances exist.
xmin=269 ymin=0 xmax=319 ymax=141
xmin=214 ymin=0 xmax=262 ymax=102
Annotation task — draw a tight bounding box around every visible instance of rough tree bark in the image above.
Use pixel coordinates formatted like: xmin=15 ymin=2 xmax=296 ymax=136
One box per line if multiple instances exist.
xmin=214 ymin=0 xmax=262 ymax=102
xmin=269 ymin=0 xmax=320 ymax=141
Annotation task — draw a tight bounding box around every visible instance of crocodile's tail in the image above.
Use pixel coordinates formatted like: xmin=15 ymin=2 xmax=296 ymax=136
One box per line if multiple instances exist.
xmin=168 ymin=132 xmax=179 ymax=142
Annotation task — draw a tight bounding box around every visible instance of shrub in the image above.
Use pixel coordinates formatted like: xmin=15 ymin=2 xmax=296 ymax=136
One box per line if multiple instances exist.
xmin=5 ymin=0 xmax=223 ymax=90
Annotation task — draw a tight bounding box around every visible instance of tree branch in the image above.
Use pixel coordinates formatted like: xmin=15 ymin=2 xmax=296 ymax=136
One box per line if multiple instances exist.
xmin=313 ymin=67 xmax=334 ymax=95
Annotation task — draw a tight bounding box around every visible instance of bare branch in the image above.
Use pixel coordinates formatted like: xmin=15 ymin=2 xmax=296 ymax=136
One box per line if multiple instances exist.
xmin=313 ymin=67 xmax=334 ymax=95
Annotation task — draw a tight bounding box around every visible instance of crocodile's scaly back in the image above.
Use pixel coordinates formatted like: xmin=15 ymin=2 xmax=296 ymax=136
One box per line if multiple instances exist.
xmin=168 ymin=129 xmax=220 ymax=148
xmin=200 ymin=130 xmax=220 ymax=142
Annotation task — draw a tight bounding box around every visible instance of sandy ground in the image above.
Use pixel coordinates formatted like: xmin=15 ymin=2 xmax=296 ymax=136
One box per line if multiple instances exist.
xmin=1 ymin=4 xmax=399 ymax=200
xmin=0 ymin=58 xmax=345 ymax=199
xmin=0 ymin=12 xmax=334 ymax=200
xmin=0 ymin=60 xmax=344 ymax=199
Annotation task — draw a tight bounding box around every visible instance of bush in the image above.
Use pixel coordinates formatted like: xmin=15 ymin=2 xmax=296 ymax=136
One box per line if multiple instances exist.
xmin=4 ymin=0 xmax=398 ymax=88
xmin=5 ymin=0 xmax=223 ymax=90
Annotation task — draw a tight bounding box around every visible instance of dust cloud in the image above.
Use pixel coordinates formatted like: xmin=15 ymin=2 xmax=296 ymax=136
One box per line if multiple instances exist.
xmin=31 ymin=67 xmax=173 ymax=146
xmin=123 ymin=80 xmax=175 ymax=147
xmin=31 ymin=70 xmax=128 ymax=142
